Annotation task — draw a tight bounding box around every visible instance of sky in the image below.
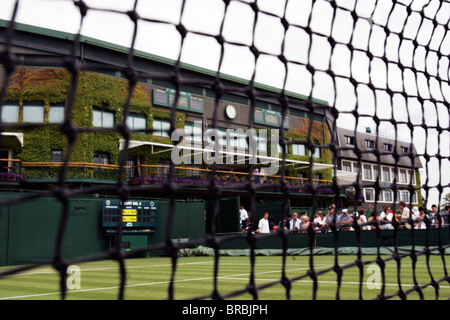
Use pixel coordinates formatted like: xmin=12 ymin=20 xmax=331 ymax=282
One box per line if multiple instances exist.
xmin=1 ymin=0 xmax=449 ymax=207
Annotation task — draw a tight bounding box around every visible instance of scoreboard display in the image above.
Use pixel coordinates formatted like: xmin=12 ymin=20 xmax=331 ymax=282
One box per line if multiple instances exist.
xmin=102 ymin=199 xmax=157 ymax=229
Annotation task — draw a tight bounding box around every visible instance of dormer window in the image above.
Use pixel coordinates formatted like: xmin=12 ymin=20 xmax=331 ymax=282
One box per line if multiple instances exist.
xmin=366 ymin=140 xmax=374 ymax=149
xmin=345 ymin=136 xmax=354 ymax=145
xmin=384 ymin=143 xmax=392 ymax=152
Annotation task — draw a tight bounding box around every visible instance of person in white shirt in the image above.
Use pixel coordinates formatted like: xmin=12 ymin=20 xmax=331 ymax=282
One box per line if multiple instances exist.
xmin=240 ymin=206 xmax=248 ymax=229
xmin=313 ymin=212 xmax=325 ymax=227
xmin=257 ymin=212 xmax=270 ymax=234
xmin=356 ymin=209 xmax=370 ymax=230
xmin=379 ymin=205 xmax=394 ymax=230
xmin=416 ymin=207 xmax=427 ymax=229
xmin=289 ymin=212 xmax=301 ymax=232
xmin=400 ymin=201 xmax=414 ymax=229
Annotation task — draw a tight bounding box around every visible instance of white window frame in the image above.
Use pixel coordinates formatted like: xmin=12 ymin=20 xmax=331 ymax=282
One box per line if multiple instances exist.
xmin=1 ymin=103 xmax=19 ymax=123
xmin=382 ymin=166 xmax=391 ymax=182
xmin=93 ymin=109 xmax=114 ymax=128
xmin=23 ymin=103 xmax=44 ymax=123
xmin=364 ymin=188 xmax=375 ymax=202
xmin=383 ymin=190 xmax=393 ymax=202
xmin=125 ymin=113 xmax=147 ymax=133
xmin=342 ymin=161 xmax=352 ymax=172
xmin=363 ymin=164 xmax=373 ymax=181
xmin=49 ymin=105 xmax=65 ymax=123
xmin=292 ymin=144 xmax=306 ymax=156
xmin=153 ymin=118 xmax=171 ymax=138
xmin=184 ymin=121 xmax=203 ymax=143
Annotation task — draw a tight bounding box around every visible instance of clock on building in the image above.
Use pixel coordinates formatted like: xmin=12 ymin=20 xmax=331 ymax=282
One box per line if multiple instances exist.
xmin=225 ymin=104 xmax=237 ymax=119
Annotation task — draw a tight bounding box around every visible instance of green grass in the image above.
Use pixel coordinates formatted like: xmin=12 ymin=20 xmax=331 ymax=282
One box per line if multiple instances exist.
xmin=0 ymin=255 xmax=449 ymax=300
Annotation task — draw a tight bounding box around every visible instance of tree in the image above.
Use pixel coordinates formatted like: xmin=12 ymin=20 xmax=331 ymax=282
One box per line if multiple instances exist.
xmin=441 ymin=192 xmax=450 ymax=211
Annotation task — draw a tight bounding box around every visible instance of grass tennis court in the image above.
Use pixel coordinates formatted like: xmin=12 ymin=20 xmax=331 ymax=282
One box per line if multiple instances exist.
xmin=0 ymin=255 xmax=449 ymax=300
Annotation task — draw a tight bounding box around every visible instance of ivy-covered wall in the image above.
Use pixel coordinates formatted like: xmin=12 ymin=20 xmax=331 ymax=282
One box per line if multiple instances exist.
xmin=283 ymin=118 xmax=332 ymax=181
xmin=3 ymin=68 xmax=184 ymax=167
xmin=2 ymin=67 xmax=335 ymax=186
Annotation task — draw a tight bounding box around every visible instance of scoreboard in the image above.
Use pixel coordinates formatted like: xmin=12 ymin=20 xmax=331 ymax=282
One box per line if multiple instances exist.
xmin=102 ymin=199 xmax=157 ymax=230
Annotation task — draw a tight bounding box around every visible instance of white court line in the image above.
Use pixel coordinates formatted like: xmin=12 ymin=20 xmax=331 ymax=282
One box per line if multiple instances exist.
xmin=1 ymin=263 xmax=449 ymax=300
xmin=221 ymin=277 xmax=450 ymax=289
xmin=0 ymin=266 xmax=316 ymax=300
xmin=0 ymin=260 xmax=215 ymax=277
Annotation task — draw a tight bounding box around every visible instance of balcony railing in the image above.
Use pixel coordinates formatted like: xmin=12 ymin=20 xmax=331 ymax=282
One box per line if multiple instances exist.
xmin=0 ymin=159 xmax=334 ymax=194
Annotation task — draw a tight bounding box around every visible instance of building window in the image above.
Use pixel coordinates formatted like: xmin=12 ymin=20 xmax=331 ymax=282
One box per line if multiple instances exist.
xmin=278 ymin=143 xmax=288 ymax=154
xmin=51 ymin=150 xmax=63 ymax=162
xmin=23 ymin=103 xmax=44 ymax=123
xmin=228 ymin=130 xmax=248 ymax=149
xmin=186 ymin=164 xmax=201 ymax=177
xmin=409 ymin=170 xmax=416 ymax=185
xmin=153 ymin=118 xmax=171 ymax=138
xmin=363 ymin=164 xmax=372 ymax=180
xmin=93 ymin=152 xmax=109 ymax=164
xmin=373 ymin=166 xmax=379 ymax=180
xmin=1 ymin=103 xmax=19 ymax=123
xmin=93 ymin=109 xmax=114 ymax=128
xmin=401 ymin=146 xmax=409 ymax=153
xmin=384 ymin=143 xmax=393 ymax=152
xmin=312 ymin=147 xmax=321 ymax=159
xmin=342 ymin=161 xmax=352 ymax=172
xmin=255 ymin=135 xmax=267 ymax=153
xmin=399 ymin=191 xmax=409 ymax=202
xmin=366 ymin=140 xmax=374 ymax=148
xmin=126 ymin=157 xmax=138 ymax=179
xmin=157 ymin=159 xmax=171 ymax=176
xmin=49 ymin=105 xmax=65 ymax=123
xmin=152 ymin=88 xmax=205 ymax=113
xmin=292 ymin=144 xmax=306 ymax=156
xmin=184 ymin=121 xmax=203 ymax=143
xmin=383 ymin=190 xmax=392 ymax=202
xmin=411 ymin=192 xmax=417 ymax=203
xmin=382 ymin=167 xmax=391 ymax=182
xmin=364 ymin=188 xmax=374 ymax=202
xmin=206 ymin=127 xmax=226 ymax=146
xmin=125 ymin=113 xmax=146 ymax=133
xmin=399 ymin=169 xmax=407 ymax=184
xmin=345 ymin=136 xmax=355 ymax=145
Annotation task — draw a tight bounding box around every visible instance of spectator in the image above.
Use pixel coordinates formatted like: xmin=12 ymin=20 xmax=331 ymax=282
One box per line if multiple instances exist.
xmin=430 ymin=204 xmax=438 ymax=219
xmin=323 ymin=206 xmax=336 ymax=232
xmin=239 ymin=205 xmax=248 ymax=230
xmin=357 ymin=208 xmax=370 ymax=230
xmin=416 ymin=207 xmax=427 ymax=229
xmin=379 ymin=205 xmax=394 ymax=230
xmin=289 ymin=212 xmax=301 ymax=232
xmin=444 ymin=206 xmax=450 ymax=228
xmin=400 ymin=201 xmax=414 ymax=229
xmin=242 ymin=219 xmax=253 ymax=233
xmin=338 ymin=208 xmax=352 ymax=230
xmin=253 ymin=168 xmax=260 ymax=184
xmin=313 ymin=212 xmax=325 ymax=228
xmin=269 ymin=216 xmax=277 ymax=231
xmin=368 ymin=210 xmax=379 ymax=230
xmin=278 ymin=214 xmax=291 ymax=230
xmin=257 ymin=212 xmax=270 ymax=234
xmin=300 ymin=215 xmax=310 ymax=233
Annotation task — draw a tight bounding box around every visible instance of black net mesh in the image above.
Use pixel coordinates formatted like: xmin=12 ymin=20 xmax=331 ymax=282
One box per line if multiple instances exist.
xmin=0 ymin=0 xmax=449 ymax=301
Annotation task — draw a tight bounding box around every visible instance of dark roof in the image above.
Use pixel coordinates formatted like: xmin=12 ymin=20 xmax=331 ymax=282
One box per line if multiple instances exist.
xmin=0 ymin=19 xmax=330 ymax=108
xmin=336 ymin=127 xmax=422 ymax=169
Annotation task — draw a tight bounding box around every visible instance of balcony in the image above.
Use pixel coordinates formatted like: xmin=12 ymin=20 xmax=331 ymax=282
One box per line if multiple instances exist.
xmin=0 ymin=159 xmax=335 ymax=197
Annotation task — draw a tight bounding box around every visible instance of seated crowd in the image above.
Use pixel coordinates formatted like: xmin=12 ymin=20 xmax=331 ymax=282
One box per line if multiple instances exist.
xmin=241 ymin=202 xmax=450 ymax=234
